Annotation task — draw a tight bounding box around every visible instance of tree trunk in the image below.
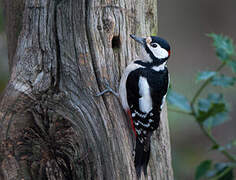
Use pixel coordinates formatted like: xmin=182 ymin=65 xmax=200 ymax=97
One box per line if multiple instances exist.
xmin=0 ymin=0 xmax=173 ymax=180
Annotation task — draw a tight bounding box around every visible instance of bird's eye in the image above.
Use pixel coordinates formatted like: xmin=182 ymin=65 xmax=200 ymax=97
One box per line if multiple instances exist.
xmin=151 ymin=43 xmax=158 ymax=48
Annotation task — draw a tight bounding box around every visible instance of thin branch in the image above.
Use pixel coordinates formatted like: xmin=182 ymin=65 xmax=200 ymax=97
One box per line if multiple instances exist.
xmin=197 ymin=122 xmax=236 ymax=162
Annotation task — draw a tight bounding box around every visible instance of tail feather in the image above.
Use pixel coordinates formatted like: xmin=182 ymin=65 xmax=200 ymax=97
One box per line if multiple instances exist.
xmin=134 ymin=135 xmax=151 ymax=178
xmin=143 ymin=146 xmax=150 ymax=176
xmin=134 ymin=139 xmax=145 ymax=178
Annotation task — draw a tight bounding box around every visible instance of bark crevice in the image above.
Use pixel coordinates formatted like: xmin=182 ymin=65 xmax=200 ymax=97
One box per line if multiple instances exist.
xmin=54 ymin=1 xmax=62 ymax=91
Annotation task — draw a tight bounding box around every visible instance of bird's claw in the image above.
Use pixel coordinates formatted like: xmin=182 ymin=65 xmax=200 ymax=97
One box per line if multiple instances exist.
xmin=95 ymin=79 xmax=119 ymax=97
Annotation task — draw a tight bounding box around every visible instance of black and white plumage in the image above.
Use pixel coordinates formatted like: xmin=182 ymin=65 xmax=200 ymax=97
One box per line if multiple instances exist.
xmin=119 ymin=34 xmax=170 ymax=178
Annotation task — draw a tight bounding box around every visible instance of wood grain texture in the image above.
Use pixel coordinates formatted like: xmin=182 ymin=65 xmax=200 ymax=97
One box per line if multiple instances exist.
xmin=0 ymin=0 xmax=173 ymax=179
xmin=3 ymin=0 xmax=25 ymax=73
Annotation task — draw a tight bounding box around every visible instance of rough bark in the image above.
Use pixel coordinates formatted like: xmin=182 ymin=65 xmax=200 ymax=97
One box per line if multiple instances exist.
xmin=3 ymin=0 xmax=25 ymax=73
xmin=0 ymin=0 xmax=173 ymax=180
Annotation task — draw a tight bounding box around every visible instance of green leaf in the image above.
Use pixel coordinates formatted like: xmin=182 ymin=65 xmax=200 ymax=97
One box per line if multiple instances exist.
xmin=219 ymin=169 xmax=234 ymax=180
xmin=203 ymin=112 xmax=228 ymax=129
xmin=197 ymin=93 xmax=227 ymax=125
xmin=208 ymin=33 xmax=235 ymax=61
xmin=198 ymin=103 xmax=227 ymax=122
xmin=212 ymin=75 xmax=236 ymax=87
xmin=227 ymin=60 xmax=236 ymax=73
xmin=206 ymin=163 xmax=234 ymax=180
xmin=167 ymin=90 xmax=191 ymax=112
xmin=195 ymin=160 xmax=212 ymax=180
xmin=196 ymin=71 xmax=216 ymax=82
xmin=207 ymin=93 xmax=224 ymax=103
xmin=198 ymin=99 xmax=211 ymax=112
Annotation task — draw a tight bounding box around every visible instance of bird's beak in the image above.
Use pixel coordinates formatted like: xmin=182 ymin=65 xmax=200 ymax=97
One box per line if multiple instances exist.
xmin=130 ymin=34 xmax=145 ymax=45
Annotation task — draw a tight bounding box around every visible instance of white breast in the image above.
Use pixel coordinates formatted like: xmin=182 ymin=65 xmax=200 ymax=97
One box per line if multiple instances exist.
xmin=138 ymin=76 xmax=152 ymax=113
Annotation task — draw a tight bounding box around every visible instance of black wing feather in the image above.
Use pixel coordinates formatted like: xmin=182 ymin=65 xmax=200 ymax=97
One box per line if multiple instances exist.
xmin=126 ymin=66 xmax=169 ymax=178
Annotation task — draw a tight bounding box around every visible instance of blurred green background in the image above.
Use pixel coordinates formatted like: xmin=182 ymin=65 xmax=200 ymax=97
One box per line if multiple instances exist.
xmin=159 ymin=0 xmax=236 ymax=179
xmin=0 ymin=1 xmax=236 ymax=179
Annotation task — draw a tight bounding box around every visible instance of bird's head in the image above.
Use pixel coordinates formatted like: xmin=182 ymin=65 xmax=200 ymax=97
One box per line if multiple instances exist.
xmin=130 ymin=34 xmax=171 ymax=63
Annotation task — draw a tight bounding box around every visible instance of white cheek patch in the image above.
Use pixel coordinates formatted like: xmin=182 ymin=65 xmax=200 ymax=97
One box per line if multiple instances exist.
xmin=138 ymin=76 xmax=153 ymax=113
xmin=147 ymin=44 xmax=169 ymax=59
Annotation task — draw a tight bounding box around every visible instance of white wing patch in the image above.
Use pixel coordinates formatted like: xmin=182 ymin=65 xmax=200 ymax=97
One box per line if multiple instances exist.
xmin=138 ymin=76 xmax=152 ymax=113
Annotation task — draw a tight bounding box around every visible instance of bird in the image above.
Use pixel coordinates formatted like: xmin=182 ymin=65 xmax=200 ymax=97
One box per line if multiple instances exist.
xmin=119 ymin=34 xmax=171 ymax=178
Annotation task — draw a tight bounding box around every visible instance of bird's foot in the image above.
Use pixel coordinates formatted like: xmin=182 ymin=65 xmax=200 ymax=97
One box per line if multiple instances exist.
xmin=95 ymin=79 xmax=119 ymax=97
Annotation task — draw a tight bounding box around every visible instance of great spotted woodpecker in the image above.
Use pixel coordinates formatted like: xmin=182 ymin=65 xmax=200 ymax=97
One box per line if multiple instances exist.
xmin=119 ymin=34 xmax=171 ymax=177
